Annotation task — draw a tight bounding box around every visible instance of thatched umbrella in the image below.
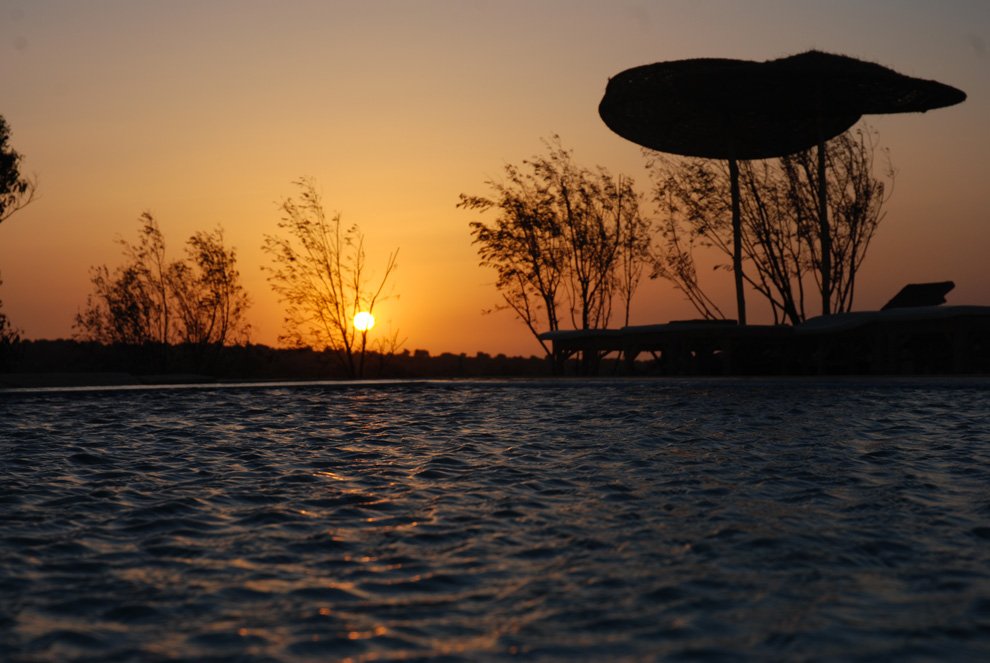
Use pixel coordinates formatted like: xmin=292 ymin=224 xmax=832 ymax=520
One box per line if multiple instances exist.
xmin=600 ymin=51 xmax=965 ymax=322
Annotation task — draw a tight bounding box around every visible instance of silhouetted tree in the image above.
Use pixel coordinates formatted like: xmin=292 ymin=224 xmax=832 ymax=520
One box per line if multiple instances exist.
xmin=0 ymin=276 xmax=20 ymax=368
xmin=1 ymin=116 xmax=37 ymax=347
xmin=263 ymin=178 xmax=398 ymax=379
xmin=171 ymin=227 xmax=251 ymax=348
xmin=75 ymin=214 xmax=170 ymax=347
xmin=614 ymin=174 xmax=653 ymax=327
xmin=460 ymin=156 xmax=565 ymax=357
xmin=460 ymin=137 xmax=652 ymax=356
xmin=0 ymin=115 xmax=36 ymax=225
xmin=74 ymin=214 xmax=250 ymax=361
xmin=75 ymin=262 xmax=159 ymax=346
xmin=649 ymin=127 xmax=892 ymax=324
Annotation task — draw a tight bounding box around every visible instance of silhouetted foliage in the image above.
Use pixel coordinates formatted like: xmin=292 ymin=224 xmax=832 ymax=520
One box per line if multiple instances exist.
xmin=172 ymin=227 xmax=251 ymax=348
xmin=0 ymin=276 xmax=20 ymax=369
xmin=460 ymin=136 xmax=652 ymax=357
xmin=649 ymin=127 xmax=892 ymax=324
xmin=263 ymin=178 xmax=398 ymax=379
xmin=74 ymin=214 xmax=250 ymax=364
xmin=0 ymin=340 xmax=563 ymax=387
xmin=0 ymin=116 xmax=36 ymax=349
xmin=0 ymin=115 xmax=36 ymax=225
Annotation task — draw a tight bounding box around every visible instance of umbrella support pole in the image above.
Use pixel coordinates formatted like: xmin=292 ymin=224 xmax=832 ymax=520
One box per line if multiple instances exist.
xmin=729 ymin=158 xmax=746 ymax=326
xmin=818 ymin=141 xmax=831 ymax=317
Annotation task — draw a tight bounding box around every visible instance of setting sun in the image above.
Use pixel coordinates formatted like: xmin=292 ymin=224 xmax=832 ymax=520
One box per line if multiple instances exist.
xmin=353 ymin=311 xmax=375 ymax=332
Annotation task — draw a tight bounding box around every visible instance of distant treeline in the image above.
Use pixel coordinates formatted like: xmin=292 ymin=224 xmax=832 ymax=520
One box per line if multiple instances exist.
xmin=0 ymin=340 xmax=556 ymax=385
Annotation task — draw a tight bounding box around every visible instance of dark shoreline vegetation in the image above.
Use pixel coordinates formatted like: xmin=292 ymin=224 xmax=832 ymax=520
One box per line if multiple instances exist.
xmin=3 ymin=306 xmax=989 ymax=389
xmin=0 ymin=340 xmax=555 ymax=388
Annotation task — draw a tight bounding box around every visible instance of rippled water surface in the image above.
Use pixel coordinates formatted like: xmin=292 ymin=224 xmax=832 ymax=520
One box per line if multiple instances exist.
xmin=2 ymin=378 xmax=989 ymax=661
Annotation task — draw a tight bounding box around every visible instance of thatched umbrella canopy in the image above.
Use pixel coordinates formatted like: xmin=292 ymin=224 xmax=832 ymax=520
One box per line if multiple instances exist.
xmin=599 ymin=57 xmax=860 ymax=161
xmin=600 ymin=50 xmax=965 ymax=323
xmin=765 ymin=50 xmax=966 ymax=117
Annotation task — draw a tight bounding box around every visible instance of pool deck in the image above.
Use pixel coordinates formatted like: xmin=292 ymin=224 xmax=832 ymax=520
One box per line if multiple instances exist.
xmin=539 ymin=306 xmax=990 ymax=375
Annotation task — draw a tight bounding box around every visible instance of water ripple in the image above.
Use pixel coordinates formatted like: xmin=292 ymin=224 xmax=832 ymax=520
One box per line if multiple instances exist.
xmin=1 ymin=378 xmax=989 ymax=660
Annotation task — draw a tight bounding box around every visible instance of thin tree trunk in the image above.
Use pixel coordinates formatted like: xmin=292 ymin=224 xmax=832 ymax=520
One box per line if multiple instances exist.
xmin=818 ymin=141 xmax=831 ymax=317
xmin=729 ymin=158 xmax=746 ymax=325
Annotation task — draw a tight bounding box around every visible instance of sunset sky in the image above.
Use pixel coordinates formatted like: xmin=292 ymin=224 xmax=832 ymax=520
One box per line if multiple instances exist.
xmin=1 ymin=0 xmax=986 ymax=357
